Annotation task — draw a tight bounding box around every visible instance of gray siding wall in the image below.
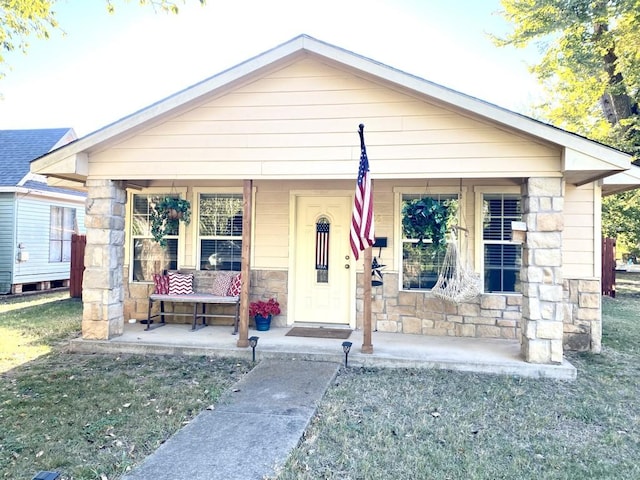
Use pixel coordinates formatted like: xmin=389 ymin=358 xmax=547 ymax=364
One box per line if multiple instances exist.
xmin=0 ymin=193 xmax=17 ymax=293
xmin=13 ymin=195 xmax=86 ymax=286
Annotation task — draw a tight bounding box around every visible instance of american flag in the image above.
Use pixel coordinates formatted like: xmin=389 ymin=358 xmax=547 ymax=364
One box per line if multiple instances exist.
xmin=350 ymin=125 xmax=375 ymax=260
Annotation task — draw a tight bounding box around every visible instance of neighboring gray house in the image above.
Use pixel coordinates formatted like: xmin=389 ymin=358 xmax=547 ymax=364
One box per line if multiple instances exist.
xmin=0 ymin=129 xmax=86 ymax=294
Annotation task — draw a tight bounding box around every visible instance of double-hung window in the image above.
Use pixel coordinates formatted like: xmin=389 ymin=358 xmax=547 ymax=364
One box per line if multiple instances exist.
xmin=130 ymin=194 xmax=178 ymax=282
xmin=198 ymin=193 xmax=243 ymax=271
xmin=481 ymin=193 xmax=522 ymax=293
xmin=49 ymin=206 xmax=76 ymax=262
xmin=401 ymin=192 xmax=458 ymax=290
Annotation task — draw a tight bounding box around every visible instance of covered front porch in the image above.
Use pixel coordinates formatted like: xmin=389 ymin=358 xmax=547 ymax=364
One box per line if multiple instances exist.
xmin=67 ymin=322 xmax=577 ymax=380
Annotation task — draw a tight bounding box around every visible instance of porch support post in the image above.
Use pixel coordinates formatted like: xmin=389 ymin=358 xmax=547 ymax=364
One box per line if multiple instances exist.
xmin=520 ymin=177 xmax=565 ymax=364
xmin=82 ymin=179 xmax=126 ymax=340
xmin=237 ymin=179 xmax=252 ymax=348
xmin=361 ymin=245 xmax=374 ymax=353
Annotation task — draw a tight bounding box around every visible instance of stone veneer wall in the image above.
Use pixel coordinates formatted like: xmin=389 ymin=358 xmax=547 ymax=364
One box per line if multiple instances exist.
xmin=563 ymin=278 xmax=601 ymax=353
xmin=121 ymin=263 xmax=598 ymax=352
xmin=83 ymin=179 xmax=126 ymax=340
xmin=124 ymin=268 xmax=289 ymax=328
xmin=357 ymin=272 xmax=521 ymax=340
xmin=356 ymin=272 xmax=601 ymax=353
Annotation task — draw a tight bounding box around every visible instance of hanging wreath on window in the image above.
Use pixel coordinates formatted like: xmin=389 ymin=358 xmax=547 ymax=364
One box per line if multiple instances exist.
xmin=150 ymin=197 xmax=191 ymax=247
xmin=401 ymin=198 xmax=453 ymax=247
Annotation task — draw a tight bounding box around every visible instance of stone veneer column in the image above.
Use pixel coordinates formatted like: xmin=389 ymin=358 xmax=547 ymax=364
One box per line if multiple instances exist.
xmin=82 ymin=179 xmax=126 ymax=340
xmin=520 ymin=177 xmax=565 ymax=364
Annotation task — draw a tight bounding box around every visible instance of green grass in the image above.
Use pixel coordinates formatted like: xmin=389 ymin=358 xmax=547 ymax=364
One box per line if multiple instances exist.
xmin=272 ymin=274 xmax=640 ymax=480
xmin=0 ymin=292 xmax=251 ymax=479
xmin=3 ymin=276 xmax=640 ymax=479
xmin=0 ymin=291 xmax=82 ymax=373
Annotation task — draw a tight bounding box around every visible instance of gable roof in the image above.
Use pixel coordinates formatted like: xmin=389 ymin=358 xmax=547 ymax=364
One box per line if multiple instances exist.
xmin=31 ymin=34 xmax=632 ymax=186
xmin=0 ymin=128 xmax=76 ymax=187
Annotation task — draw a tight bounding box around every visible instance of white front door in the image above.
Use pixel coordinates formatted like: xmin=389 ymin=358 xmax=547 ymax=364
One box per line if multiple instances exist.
xmin=292 ymin=195 xmax=353 ymax=325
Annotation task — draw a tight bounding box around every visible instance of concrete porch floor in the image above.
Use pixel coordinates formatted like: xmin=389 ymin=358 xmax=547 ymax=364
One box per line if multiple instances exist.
xmin=69 ymin=322 xmax=577 ymax=380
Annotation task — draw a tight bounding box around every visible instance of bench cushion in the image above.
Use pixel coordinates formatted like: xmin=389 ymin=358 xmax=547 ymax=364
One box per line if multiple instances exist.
xmin=150 ymin=293 xmax=239 ymax=303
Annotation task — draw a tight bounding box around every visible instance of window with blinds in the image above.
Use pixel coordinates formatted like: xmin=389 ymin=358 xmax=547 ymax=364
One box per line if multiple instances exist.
xmin=131 ymin=194 xmax=177 ymax=282
xmin=199 ymin=193 xmax=243 ymax=271
xmin=482 ymin=194 xmax=522 ymax=293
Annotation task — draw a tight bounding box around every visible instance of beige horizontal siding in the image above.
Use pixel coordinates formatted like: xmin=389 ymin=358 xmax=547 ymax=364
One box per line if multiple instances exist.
xmin=563 ymin=183 xmax=596 ymax=278
xmin=89 ymin=57 xmax=561 ymax=181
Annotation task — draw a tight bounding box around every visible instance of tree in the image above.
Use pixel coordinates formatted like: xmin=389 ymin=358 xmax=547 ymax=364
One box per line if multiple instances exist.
xmin=496 ymin=0 xmax=639 ymax=153
xmin=496 ymin=0 xmax=640 ymax=248
xmin=0 ymin=0 xmax=206 ymax=79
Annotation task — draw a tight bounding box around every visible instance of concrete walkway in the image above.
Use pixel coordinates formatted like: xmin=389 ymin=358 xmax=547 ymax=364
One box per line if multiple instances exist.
xmin=121 ymin=359 xmax=339 ymax=480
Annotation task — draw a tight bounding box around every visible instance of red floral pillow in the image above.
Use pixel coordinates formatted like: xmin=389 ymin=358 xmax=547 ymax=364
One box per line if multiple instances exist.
xmin=212 ymin=272 xmax=234 ymax=296
xmin=153 ymin=274 xmax=169 ymax=294
xmin=227 ymin=273 xmax=242 ymax=296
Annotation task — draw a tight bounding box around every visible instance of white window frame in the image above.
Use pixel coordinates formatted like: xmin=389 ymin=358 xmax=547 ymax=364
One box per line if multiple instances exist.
xmin=128 ymin=188 xmax=188 ymax=283
xmin=474 ymin=186 xmax=522 ymax=294
xmin=394 ymin=186 xmax=467 ymax=292
xmin=49 ymin=206 xmax=76 ymax=263
xmin=193 ymin=187 xmax=245 ymax=272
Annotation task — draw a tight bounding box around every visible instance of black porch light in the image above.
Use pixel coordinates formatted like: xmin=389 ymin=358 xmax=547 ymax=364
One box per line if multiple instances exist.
xmin=342 ymin=341 xmax=353 ymax=367
xmin=249 ymin=336 xmax=259 ymax=362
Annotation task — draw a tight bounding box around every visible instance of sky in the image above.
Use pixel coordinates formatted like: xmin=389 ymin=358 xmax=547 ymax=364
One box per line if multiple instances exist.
xmin=0 ymin=0 xmax=544 ymax=138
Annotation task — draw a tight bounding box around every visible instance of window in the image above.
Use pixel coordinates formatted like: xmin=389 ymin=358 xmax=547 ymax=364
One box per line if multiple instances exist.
xmin=401 ymin=193 xmax=458 ymax=290
xmin=482 ymin=194 xmax=522 ymax=293
xmin=199 ymin=193 xmax=243 ymax=271
xmin=131 ymin=194 xmax=177 ymax=282
xmin=49 ymin=206 xmax=76 ymax=262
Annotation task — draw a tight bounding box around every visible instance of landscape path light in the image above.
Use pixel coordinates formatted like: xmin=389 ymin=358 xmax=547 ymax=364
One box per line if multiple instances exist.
xmin=249 ymin=336 xmax=259 ymax=362
xmin=342 ymin=341 xmax=353 ymax=367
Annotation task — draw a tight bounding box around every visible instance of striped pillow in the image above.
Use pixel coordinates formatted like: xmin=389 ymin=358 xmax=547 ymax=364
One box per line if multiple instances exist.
xmin=168 ymin=272 xmax=193 ymax=295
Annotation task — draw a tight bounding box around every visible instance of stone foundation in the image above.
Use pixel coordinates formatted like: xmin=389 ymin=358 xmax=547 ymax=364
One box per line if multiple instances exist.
xmin=122 ymin=263 xmax=598 ymax=354
xmin=358 ymin=272 xmax=521 ymax=340
xmin=563 ymin=278 xmax=601 ymax=353
xmin=357 ymin=271 xmax=601 ymax=353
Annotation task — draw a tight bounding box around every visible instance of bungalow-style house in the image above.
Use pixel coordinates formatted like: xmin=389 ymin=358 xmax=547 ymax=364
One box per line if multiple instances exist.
xmin=31 ymin=35 xmax=635 ymax=365
xmin=0 ymin=128 xmax=86 ymax=294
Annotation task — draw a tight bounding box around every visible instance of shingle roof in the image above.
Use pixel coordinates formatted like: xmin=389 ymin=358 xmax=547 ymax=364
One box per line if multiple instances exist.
xmin=0 ymin=128 xmax=74 ymax=187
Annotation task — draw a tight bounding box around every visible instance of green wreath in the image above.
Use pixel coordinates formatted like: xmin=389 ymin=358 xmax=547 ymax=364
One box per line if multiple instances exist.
xmin=401 ymin=198 xmax=452 ymax=247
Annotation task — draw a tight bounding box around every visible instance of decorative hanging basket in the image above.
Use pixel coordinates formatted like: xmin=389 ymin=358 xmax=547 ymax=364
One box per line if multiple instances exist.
xmin=150 ymin=197 xmax=191 ymax=247
xmin=401 ymin=197 xmax=453 ymax=247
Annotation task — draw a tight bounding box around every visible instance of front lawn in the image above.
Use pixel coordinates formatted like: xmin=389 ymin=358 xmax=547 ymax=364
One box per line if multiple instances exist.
xmin=2 ymin=276 xmax=639 ymax=479
xmin=273 ymin=275 xmax=640 ymax=480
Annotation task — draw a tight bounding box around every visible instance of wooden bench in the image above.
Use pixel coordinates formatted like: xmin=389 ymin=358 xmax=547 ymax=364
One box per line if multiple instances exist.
xmin=146 ymin=270 xmax=241 ymax=333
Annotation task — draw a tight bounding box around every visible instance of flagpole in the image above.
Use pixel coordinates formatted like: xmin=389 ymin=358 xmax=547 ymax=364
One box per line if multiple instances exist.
xmin=351 ymin=123 xmax=374 ymax=354
xmin=362 ymin=221 xmax=374 ymax=354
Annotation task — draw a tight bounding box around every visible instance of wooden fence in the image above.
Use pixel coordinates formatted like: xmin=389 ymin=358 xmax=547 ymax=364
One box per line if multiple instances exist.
xmin=70 ymin=234 xmax=86 ymax=299
xmin=602 ymin=237 xmax=616 ymax=298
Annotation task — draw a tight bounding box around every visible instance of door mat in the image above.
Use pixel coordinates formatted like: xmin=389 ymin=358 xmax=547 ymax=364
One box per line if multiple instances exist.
xmin=285 ymin=327 xmax=352 ymax=339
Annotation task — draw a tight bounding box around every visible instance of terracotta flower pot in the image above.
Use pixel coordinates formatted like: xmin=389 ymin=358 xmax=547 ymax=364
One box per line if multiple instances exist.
xmin=167 ymin=208 xmax=183 ymax=220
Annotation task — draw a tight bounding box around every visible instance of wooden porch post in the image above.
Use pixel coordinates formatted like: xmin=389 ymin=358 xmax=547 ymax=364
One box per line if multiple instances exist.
xmin=362 ymin=245 xmax=374 ymax=353
xmin=237 ymin=179 xmax=252 ymax=348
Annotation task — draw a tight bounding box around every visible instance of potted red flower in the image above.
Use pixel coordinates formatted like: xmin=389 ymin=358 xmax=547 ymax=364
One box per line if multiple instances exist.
xmin=249 ymin=298 xmax=281 ymax=331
